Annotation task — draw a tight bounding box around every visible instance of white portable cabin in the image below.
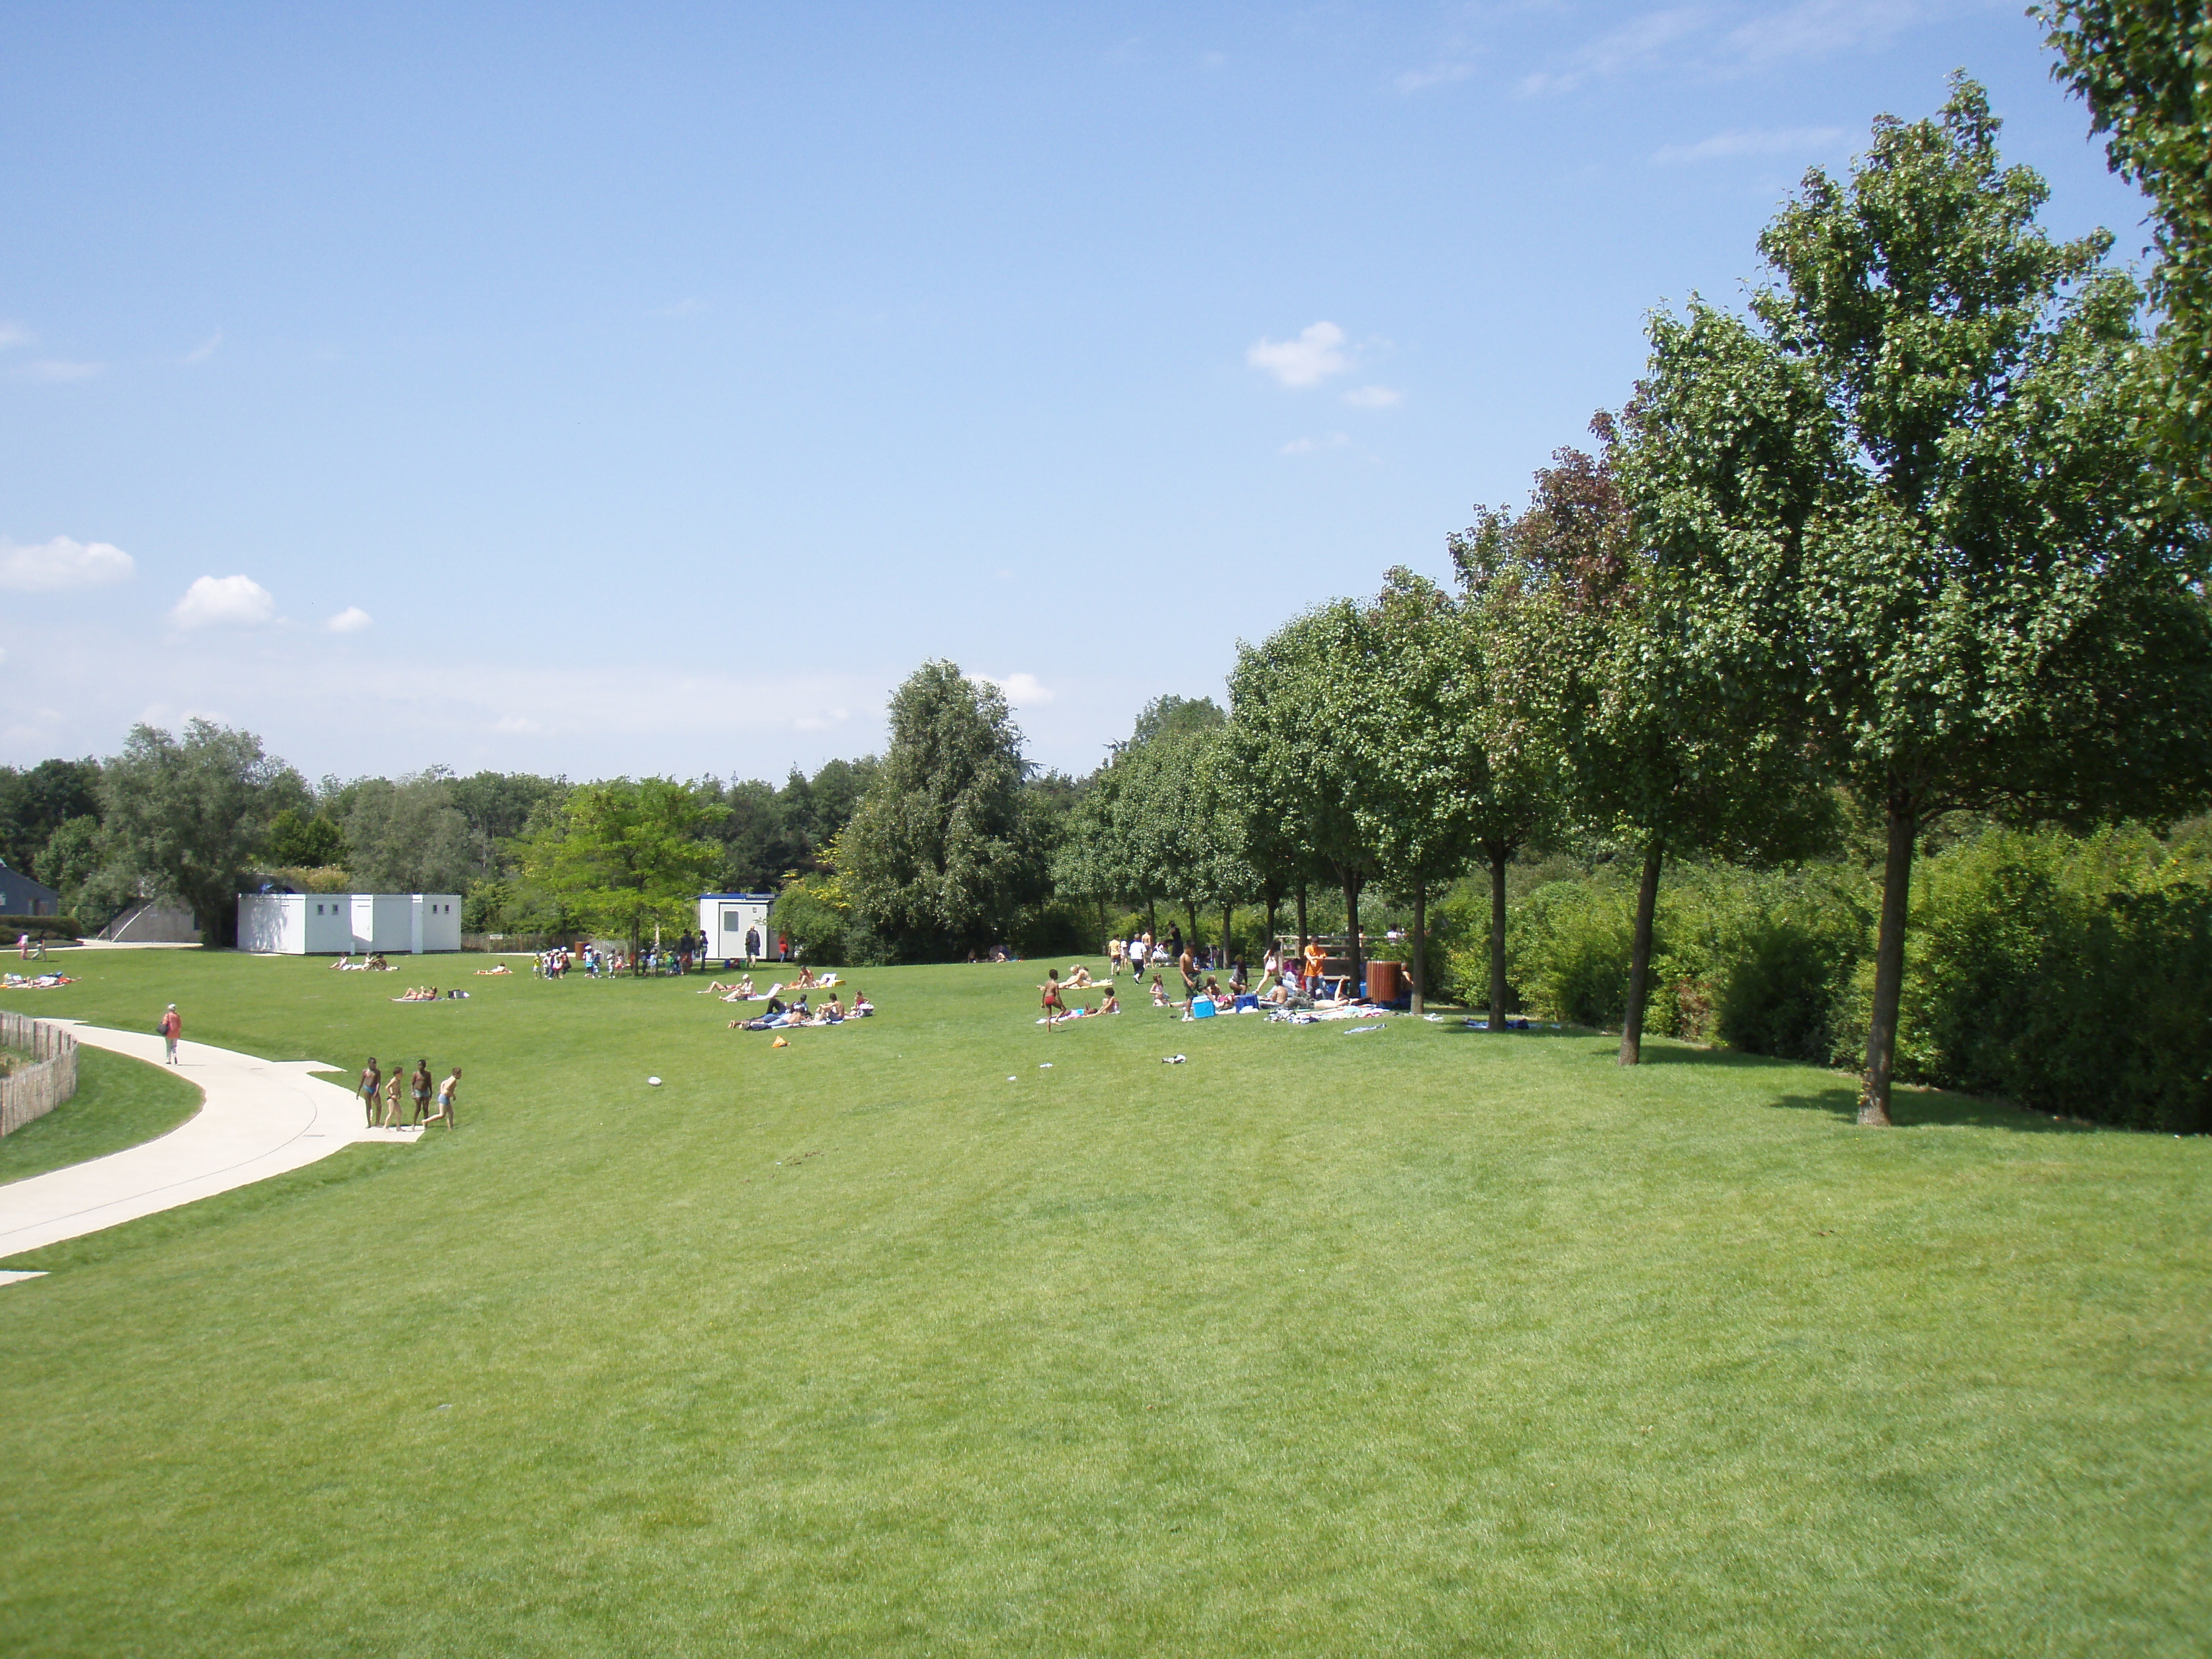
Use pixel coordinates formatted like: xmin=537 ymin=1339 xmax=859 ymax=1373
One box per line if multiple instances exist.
xmin=238 ymin=893 xmax=463 ymax=955
xmin=697 ymin=892 xmax=775 ymax=963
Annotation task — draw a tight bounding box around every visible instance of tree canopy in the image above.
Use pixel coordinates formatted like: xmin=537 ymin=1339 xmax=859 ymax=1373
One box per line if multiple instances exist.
xmin=839 ymin=661 xmax=1045 ymax=953
xmin=1631 ymin=77 xmax=2212 ymax=1121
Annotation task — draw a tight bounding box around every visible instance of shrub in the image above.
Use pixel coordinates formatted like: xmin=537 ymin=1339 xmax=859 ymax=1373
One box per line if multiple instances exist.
xmin=0 ymin=914 xmax=82 ymax=940
xmin=1900 ymin=827 xmax=2212 ymax=1132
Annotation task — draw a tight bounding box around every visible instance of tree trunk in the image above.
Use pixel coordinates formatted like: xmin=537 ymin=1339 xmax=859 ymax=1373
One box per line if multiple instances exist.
xmin=1410 ymin=887 xmax=1427 ymax=1017
xmin=1146 ymin=896 xmax=1157 ymax=940
xmin=1222 ymin=903 xmax=1234 ymax=968
xmin=1187 ymin=901 xmax=1200 ymax=957
xmin=1264 ymin=891 xmax=1280 ymax=953
xmin=1859 ymin=799 xmax=1917 ymax=1128
xmin=1618 ymin=843 xmax=1665 ymax=1066
xmin=1295 ymin=881 xmax=1308 ymax=953
xmin=1341 ymin=869 xmax=1365 ymax=997
xmin=1488 ymin=849 xmax=1509 ymax=1032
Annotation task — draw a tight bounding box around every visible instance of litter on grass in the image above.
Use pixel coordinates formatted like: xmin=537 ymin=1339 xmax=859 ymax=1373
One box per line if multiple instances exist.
xmin=647 ymin=1076 xmax=662 ymax=1086
xmin=1345 ymin=1025 xmax=1382 ymax=1035
xmin=1161 ymin=1054 xmax=1187 ymax=1064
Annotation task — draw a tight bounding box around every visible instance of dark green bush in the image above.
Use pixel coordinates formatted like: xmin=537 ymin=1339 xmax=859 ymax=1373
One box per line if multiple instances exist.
xmin=1901 ymin=830 xmax=2212 ymax=1133
xmin=0 ymin=914 xmax=81 ymax=940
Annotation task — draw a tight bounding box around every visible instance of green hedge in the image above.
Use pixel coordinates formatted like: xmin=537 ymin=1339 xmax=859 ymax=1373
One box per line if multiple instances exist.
xmin=0 ymin=914 xmax=82 ymax=940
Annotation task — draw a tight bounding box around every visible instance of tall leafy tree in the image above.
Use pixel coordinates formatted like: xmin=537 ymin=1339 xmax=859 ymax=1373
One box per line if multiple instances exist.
xmin=1499 ymin=425 xmax=1836 ymax=1064
xmin=840 ymin=660 xmax=1046 ymax=954
xmin=517 ymin=778 xmax=727 ymax=966
xmin=1331 ymin=571 xmax=1487 ymax=1017
xmin=1227 ymin=605 xmax=1377 ymax=994
xmin=2043 ymin=0 xmax=2212 ymax=500
xmin=99 ymin=720 xmax=308 ymax=943
xmin=343 ymin=773 xmax=477 ymax=894
xmin=1632 ymin=78 xmax=2212 ymax=1123
xmin=0 ymin=757 xmax=103 ymax=875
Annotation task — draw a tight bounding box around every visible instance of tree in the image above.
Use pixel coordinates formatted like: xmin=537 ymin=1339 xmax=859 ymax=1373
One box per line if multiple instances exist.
xmin=1332 ymin=571 xmax=1486 ymax=1017
xmin=2043 ymin=0 xmax=2212 ymax=500
xmin=99 ymin=721 xmax=308 ymax=942
xmin=1631 ymin=78 xmax=2212 ymax=1123
xmin=342 ymin=773 xmax=477 ymax=894
xmin=0 ymin=757 xmax=103 ymax=874
xmin=1227 ymin=606 xmax=1378 ymax=996
xmin=264 ymin=807 xmax=350 ymax=871
xmin=1501 ymin=423 xmax=1837 ymax=1063
xmin=517 ymin=778 xmax=727 ymax=966
xmin=839 ymin=661 xmax=1046 ymax=955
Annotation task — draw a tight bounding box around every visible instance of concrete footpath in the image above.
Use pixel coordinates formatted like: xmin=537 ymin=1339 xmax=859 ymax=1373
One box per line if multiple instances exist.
xmin=0 ymin=1022 xmax=421 ymax=1267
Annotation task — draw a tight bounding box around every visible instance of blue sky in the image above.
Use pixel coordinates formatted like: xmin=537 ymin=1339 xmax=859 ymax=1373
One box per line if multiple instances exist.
xmin=0 ymin=1 xmax=2149 ymax=784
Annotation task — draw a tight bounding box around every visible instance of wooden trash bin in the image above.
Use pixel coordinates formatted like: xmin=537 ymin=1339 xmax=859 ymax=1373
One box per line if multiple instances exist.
xmin=1366 ymin=959 xmax=1405 ymax=1004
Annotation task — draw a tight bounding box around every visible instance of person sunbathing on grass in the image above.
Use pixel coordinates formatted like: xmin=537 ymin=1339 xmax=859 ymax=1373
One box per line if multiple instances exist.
xmin=1065 ymin=963 xmax=1094 ymax=989
xmin=329 ymin=954 xmax=351 ymax=970
xmin=711 ymin=976 xmax=757 ymax=1002
xmin=793 ymin=965 xmax=818 ymax=989
xmin=1150 ymin=973 xmax=1169 ymax=1007
xmin=819 ymin=994 xmax=845 ymax=1022
xmin=367 ymin=953 xmax=392 ymax=971
xmin=850 ymin=990 xmax=873 ymax=1016
xmin=1098 ymin=984 xmax=1120 ymax=1014
xmin=474 ymin=963 xmax=511 ymax=976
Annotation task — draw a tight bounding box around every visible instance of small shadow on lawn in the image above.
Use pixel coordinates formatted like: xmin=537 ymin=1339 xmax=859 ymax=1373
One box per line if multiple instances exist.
xmin=1632 ymin=1043 xmax=2088 ymax=1134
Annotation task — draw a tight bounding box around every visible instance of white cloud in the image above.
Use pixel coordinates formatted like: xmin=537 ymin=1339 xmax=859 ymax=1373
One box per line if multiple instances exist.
xmin=1344 ymin=385 xmax=1403 ymax=408
xmin=15 ymin=359 xmax=104 ymax=383
xmin=1653 ymin=125 xmax=1847 ymax=164
xmin=325 ymin=606 xmax=373 ymax=634
xmin=171 ymin=575 xmax=276 ymax=629
xmin=0 ymin=323 xmax=30 ymax=350
xmin=1281 ymin=433 xmax=1351 ymax=454
xmin=0 ymin=536 xmax=136 ymax=591
xmin=986 ymin=673 xmax=1055 ymax=707
xmin=1247 ymin=321 xmax=1349 ymax=388
xmin=182 ymin=330 xmax=223 ymax=364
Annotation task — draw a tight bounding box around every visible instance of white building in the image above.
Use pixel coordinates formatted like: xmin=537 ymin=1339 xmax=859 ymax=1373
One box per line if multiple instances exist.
xmin=697 ymin=891 xmax=775 ymax=963
xmin=238 ymin=893 xmax=463 ymax=956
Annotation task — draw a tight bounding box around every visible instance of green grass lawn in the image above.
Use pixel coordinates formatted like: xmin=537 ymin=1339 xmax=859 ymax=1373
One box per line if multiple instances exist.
xmin=0 ymin=949 xmax=2205 ymax=1657
xmin=0 ymin=1043 xmax=203 ymax=1186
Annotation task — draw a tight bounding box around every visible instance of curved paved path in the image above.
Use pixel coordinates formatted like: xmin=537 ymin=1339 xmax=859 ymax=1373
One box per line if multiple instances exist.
xmin=0 ymin=1022 xmax=420 ymax=1263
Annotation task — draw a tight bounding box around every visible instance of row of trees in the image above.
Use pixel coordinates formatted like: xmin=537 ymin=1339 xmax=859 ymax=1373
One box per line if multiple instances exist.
xmin=838 ymin=77 xmax=2212 ymax=1130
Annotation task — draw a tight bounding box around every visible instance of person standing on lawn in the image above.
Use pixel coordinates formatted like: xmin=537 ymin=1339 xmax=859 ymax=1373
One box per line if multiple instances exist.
xmin=159 ymin=1003 xmax=181 ymax=1064
xmin=357 ymin=1056 xmax=382 ymax=1123
xmin=410 ymin=1059 xmax=433 ymax=1125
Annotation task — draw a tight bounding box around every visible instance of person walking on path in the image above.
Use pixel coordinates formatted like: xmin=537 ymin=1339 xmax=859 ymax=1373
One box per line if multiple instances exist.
xmin=410 ymin=1060 xmax=433 ymax=1126
xmin=356 ymin=1056 xmax=382 ymax=1125
xmin=158 ymin=1004 xmax=181 ymax=1064
xmin=380 ymin=1071 xmax=404 ymax=1128
xmin=421 ymin=1066 xmax=460 ymax=1129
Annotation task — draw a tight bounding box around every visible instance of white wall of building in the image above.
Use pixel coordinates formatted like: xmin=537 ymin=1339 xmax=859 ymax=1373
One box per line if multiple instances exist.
xmin=238 ymin=893 xmax=463 ymax=954
xmin=698 ymin=894 xmax=774 ymax=963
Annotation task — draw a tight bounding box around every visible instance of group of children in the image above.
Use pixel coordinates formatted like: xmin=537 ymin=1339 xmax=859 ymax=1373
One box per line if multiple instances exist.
xmin=356 ymin=1055 xmax=461 ymax=1130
